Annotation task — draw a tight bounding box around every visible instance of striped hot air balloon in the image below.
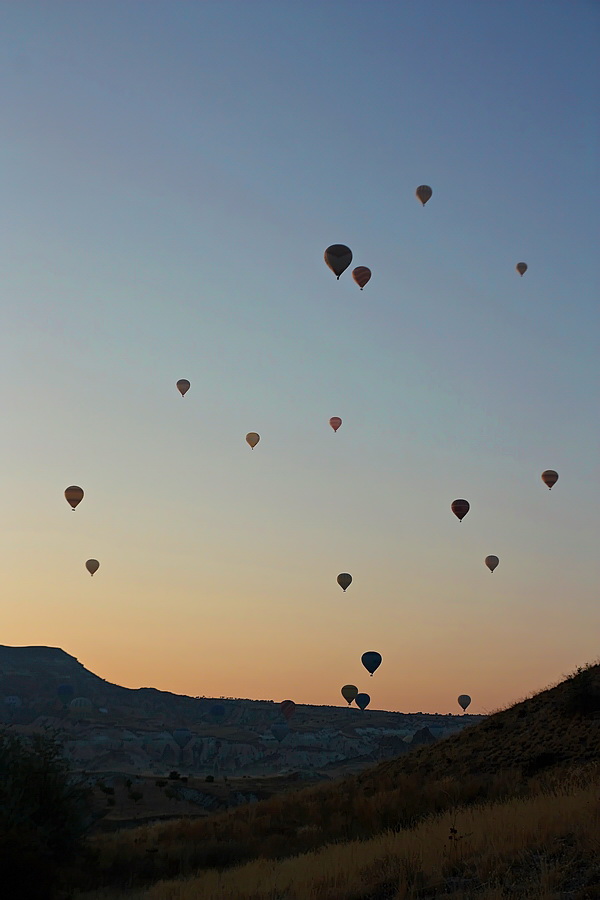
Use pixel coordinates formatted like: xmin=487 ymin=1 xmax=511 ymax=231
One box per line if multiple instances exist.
xmin=65 ymin=486 xmax=84 ymax=510
xmin=280 ymin=700 xmax=296 ymax=721
xmin=352 ymin=266 xmax=371 ymax=290
xmin=451 ymin=499 xmax=470 ymax=522
xmin=416 ymin=185 xmax=433 ymax=206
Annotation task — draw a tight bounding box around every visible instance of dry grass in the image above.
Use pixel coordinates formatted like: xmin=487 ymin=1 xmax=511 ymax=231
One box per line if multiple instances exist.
xmin=75 ymin=763 xmax=600 ymax=899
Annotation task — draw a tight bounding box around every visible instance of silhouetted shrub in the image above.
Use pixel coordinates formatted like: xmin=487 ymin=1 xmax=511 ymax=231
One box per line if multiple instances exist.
xmin=169 ymin=770 xmax=181 ymax=780
xmin=205 ymin=775 xmax=215 ymax=782
xmin=563 ymin=667 xmax=600 ymax=717
xmin=0 ymin=727 xmax=92 ymax=899
xmin=128 ymin=790 xmax=143 ymax=803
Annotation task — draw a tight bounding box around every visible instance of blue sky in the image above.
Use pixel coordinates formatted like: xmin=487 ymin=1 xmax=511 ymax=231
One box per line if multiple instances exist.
xmin=1 ymin=1 xmax=598 ymax=713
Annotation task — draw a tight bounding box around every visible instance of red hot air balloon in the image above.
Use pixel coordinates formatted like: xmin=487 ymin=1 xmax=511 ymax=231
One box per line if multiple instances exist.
xmin=541 ymin=470 xmax=558 ymax=490
xmin=451 ymin=499 xmax=470 ymax=522
xmin=329 ymin=416 xmax=342 ymax=432
xmin=352 ymin=267 xmax=371 ymax=290
xmin=65 ymin=486 xmax=84 ymax=510
xmin=280 ymin=700 xmax=296 ymax=721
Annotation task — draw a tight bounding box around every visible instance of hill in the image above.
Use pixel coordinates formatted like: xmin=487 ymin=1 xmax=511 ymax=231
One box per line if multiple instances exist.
xmin=0 ymin=645 xmax=480 ymax=787
xmin=77 ymin=661 xmax=600 ymax=896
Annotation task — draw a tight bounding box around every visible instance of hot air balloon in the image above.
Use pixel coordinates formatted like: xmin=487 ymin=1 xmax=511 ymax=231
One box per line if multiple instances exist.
xmin=451 ymin=499 xmax=470 ymax=522
xmin=516 ymin=262 xmax=528 ymax=277
xmin=337 ymin=573 xmax=352 ymax=592
xmin=176 ymin=379 xmax=190 ymax=397
xmin=65 ymin=486 xmax=84 ymax=510
xmin=246 ymin=432 xmax=260 ymax=449
xmin=210 ymin=703 xmax=225 ymax=718
xmin=280 ymin=700 xmax=296 ymax=721
xmin=341 ymin=685 xmax=358 ymax=705
xmin=329 ymin=416 xmax=342 ymax=432
xmin=458 ymin=694 xmax=471 ymax=712
xmin=172 ymin=728 xmax=193 ymax=749
xmin=324 ymin=244 xmax=353 ymax=279
xmin=416 ymin=185 xmax=432 ymax=206
xmin=57 ymin=684 xmax=74 ymax=706
xmin=485 ymin=555 xmax=499 ymax=573
xmin=541 ymin=470 xmax=558 ymax=490
xmin=352 ymin=267 xmax=371 ymax=290
xmin=85 ymin=559 xmax=100 ymax=576
xmin=361 ymin=651 xmax=382 ymax=676
xmin=4 ymin=695 xmax=22 ymax=708
xmin=271 ymin=723 xmax=289 ymax=743
xmin=355 ymin=693 xmax=370 ymax=710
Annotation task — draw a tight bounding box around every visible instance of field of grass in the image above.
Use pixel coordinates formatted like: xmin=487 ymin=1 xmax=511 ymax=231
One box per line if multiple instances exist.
xmin=75 ymin=763 xmax=600 ymax=898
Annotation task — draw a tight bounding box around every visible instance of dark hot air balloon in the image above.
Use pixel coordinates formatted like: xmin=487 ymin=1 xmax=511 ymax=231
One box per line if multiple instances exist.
xmin=451 ymin=499 xmax=470 ymax=522
xmin=280 ymin=700 xmax=296 ymax=721
xmin=361 ymin=651 xmax=382 ymax=676
xmin=485 ymin=555 xmax=499 ymax=573
xmin=516 ymin=262 xmax=528 ymax=276
xmin=246 ymin=432 xmax=260 ymax=449
xmin=352 ymin=267 xmax=371 ymax=290
xmin=541 ymin=470 xmax=558 ymax=490
xmin=458 ymin=694 xmax=471 ymax=712
xmin=65 ymin=486 xmax=84 ymax=510
xmin=416 ymin=185 xmax=433 ymax=206
xmin=355 ymin=693 xmax=370 ymax=710
xmin=341 ymin=685 xmax=358 ymax=705
xmin=85 ymin=559 xmax=99 ymax=576
xmin=324 ymin=245 xmax=353 ymax=279
xmin=337 ymin=573 xmax=352 ymax=592
xmin=177 ymin=379 xmax=190 ymax=397
xmin=329 ymin=416 xmax=342 ymax=432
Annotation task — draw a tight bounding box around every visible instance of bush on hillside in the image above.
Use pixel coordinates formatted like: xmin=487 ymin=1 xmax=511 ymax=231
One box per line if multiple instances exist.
xmin=0 ymin=727 xmax=92 ymax=899
xmin=563 ymin=665 xmax=600 ymax=718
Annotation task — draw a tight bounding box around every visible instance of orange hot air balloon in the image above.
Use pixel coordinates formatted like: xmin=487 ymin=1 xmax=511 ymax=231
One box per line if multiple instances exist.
xmin=352 ymin=267 xmax=371 ymax=290
xmin=246 ymin=432 xmax=260 ymax=449
xmin=485 ymin=555 xmax=499 ymax=573
xmin=541 ymin=469 xmax=558 ymax=490
xmin=65 ymin=486 xmax=84 ymax=510
xmin=451 ymin=499 xmax=470 ymax=522
xmin=324 ymin=244 xmax=353 ymax=279
xmin=516 ymin=262 xmax=528 ymax=276
xmin=280 ymin=700 xmax=296 ymax=721
xmin=176 ymin=379 xmax=190 ymax=397
xmin=416 ymin=185 xmax=433 ymax=206
xmin=337 ymin=573 xmax=352 ymax=592
xmin=329 ymin=416 xmax=342 ymax=432
xmin=85 ymin=559 xmax=100 ymax=576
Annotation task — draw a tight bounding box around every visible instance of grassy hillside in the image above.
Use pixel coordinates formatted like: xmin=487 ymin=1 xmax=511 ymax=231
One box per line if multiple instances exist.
xmin=70 ymin=661 xmax=600 ymax=897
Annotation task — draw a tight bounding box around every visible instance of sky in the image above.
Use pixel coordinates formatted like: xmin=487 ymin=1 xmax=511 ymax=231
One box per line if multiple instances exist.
xmin=1 ymin=1 xmax=599 ymax=715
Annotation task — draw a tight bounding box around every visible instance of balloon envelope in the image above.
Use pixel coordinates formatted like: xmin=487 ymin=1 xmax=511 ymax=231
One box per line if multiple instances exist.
xmin=70 ymin=697 xmax=92 ymax=713
xmin=451 ymin=499 xmax=470 ymax=521
xmin=65 ymin=486 xmax=84 ymax=510
xmin=355 ymin=693 xmax=370 ymax=710
xmin=57 ymin=684 xmax=74 ymax=704
xmin=361 ymin=651 xmax=382 ymax=676
xmin=485 ymin=555 xmax=499 ymax=573
xmin=458 ymin=694 xmax=471 ymax=711
xmin=416 ymin=185 xmax=433 ymax=206
xmin=176 ymin=379 xmax=190 ymax=397
xmin=324 ymin=244 xmax=353 ymax=279
xmin=173 ymin=728 xmax=193 ymax=749
xmin=271 ymin=723 xmax=290 ymax=743
xmin=516 ymin=262 xmax=528 ymax=276
xmin=341 ymin=685 xmax=358 ymax=705
xmin=337 ymin=573 xmax=352 ymax=592
xmin=541 ymin=469 xmax=558 ymax=489
xmin=85 ymin=559 xmax=100 ymax=576
xmin=210 ymin=703 xmax=225 ymax=718
xmin=352 ymin=266 xmax=371 ymax=289
xmin=280 ymin=700 xmax=296 ymax=721
xmin=246 ymin=432 xmax=260 ymax=449
xmin=329 ymin=416 xmax=342 ymax=432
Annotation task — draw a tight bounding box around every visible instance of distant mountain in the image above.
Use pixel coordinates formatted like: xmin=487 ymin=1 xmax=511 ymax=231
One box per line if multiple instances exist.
xmin=0 ymin=644 xmax=482 ymax=779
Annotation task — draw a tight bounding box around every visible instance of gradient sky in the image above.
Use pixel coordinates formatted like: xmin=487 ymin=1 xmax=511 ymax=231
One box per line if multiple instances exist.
xmin=1 ymin=1 xmax=599 ymax=715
